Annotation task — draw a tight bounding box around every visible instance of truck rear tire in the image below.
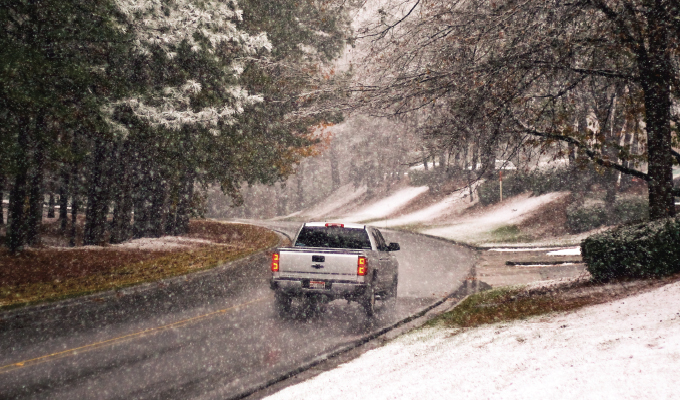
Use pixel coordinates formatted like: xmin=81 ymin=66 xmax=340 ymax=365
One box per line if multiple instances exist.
xmin=275 ymin=291 xmax=292 ymax=316
xmin=361 ymin=286 xmax=376 ymax=317
xmin=385 ymin=275 xmax=398 ymax=305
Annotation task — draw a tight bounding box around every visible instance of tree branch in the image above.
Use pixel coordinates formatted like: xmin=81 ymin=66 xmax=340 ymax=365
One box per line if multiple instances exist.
xmin=526 ymin=60 xmax=636 ymax=80
xmin=513 ymin=119 xmax=651 ymax=182
xmin=358 ymin=0 xmax=421 ymax=40
xmin=672 ymin=149 xmax=680 ymax=166
xmin=586 ymin=0 xmax=641 ymax=52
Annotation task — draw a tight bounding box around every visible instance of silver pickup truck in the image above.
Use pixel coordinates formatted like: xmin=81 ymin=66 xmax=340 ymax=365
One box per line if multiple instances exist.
xmin=270 ymin=222 xmax=400 ymax=316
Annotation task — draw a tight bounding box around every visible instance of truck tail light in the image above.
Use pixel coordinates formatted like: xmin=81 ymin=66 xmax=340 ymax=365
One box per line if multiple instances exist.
xmin=271 ymin=253 xmax=280 ymax=272
xmin=357 ymin=256 xmax=367 ymax=276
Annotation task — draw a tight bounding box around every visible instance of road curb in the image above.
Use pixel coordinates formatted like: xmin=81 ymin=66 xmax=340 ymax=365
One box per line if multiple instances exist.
xmin=506 ymin=260 xmax=582 ymax=266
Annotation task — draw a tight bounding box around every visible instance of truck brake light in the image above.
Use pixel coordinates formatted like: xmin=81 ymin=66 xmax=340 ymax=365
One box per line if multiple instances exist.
xmin=357 ymin=256 xmax=367 ymax=276
xmin=325 ymin=223 xmax=344 ymax=228
xmin=271 ymin=253 xmax=280 ymax=272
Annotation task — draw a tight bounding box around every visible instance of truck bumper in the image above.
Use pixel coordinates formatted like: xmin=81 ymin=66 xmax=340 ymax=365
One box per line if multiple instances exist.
xmin=271 ymin=278 xmax=366 ymax=299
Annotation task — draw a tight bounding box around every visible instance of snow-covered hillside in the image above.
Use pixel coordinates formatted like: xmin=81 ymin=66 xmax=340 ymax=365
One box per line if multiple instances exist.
xmin=267 ymin=280 xmax=680 ymax=400
xmin=283 ymin=182 xmax=582 ymax=246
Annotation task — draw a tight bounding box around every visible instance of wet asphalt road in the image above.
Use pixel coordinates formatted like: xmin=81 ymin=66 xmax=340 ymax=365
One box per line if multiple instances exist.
xmin=0 ymin=222 xmax=475 ymax=400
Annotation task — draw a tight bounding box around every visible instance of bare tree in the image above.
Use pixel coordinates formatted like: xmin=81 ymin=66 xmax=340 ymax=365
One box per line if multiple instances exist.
xmin=348 ymin=0 xmax=680 ymax=219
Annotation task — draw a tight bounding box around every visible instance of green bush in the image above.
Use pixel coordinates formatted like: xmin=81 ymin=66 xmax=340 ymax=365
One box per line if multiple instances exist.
xmin=526 ymin=168 xmax=574 ymax=195
xmin=566 ymin=203 xmax=608 ymax=233
xmin=611 ymin=197 xmax=648 ymax=225
xmin=565 ymin=197 xmax=648 ymax=233
xmin=582 ymin=217 xmax=680 ymax=281
xmin=407 ymin=169 xmax=432 ymax=187
xmin=476 ymin=167 xmax=584 ymax=206
xmin=477 ymin=172 xmax=527 ymax=206
xmin=408 ymin=169 xmax=449 ymax=188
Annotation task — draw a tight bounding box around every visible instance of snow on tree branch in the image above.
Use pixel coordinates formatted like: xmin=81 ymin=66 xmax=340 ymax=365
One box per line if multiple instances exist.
xmin=106 ymin=0 xmax=271 ymax=131
xmin=115 ymin=0 xmax=271 ymax=54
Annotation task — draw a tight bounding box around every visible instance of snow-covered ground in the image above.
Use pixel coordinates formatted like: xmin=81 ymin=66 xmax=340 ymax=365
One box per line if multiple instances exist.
xmin=379 ymin=189 xmax=474 ymax=227
xmin=51 ymin=236 xmax=215 ymax=251
xmin=423 ymin=192 xmax=569 ymax=243
xmin=267 ymin=280 xmax=680 ymax=400
xmin=112 ymin=236 xmax=214 ymax=250
xmin=547 ymin=247 xmax=581 ymax=256
xmin=299 ymin=184 xmax=367 ymax=220
xmin=339 ymin=186 xmax=429 ymax=222
xmin=293 ymin=182 xmax=572 ymax=245
xmin=490 ymin=247 xmax=572 ymax=252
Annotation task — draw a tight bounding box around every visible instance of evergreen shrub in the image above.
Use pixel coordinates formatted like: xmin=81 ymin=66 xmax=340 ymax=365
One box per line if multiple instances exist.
xmin=611 ymin=197 xmax=649 ymax=225
xmin=477 ymin=172 xmax=527 ymax=206
xmin=565 ymin=203 xmax=608 ymax=233
xmin=409 ymin=169 xmax=444 ymax=187
xmin=582 ymin=217 xmax=680 ymax=281
xmin=476 ymin=167 xmax=581 ymax=206
xmin=526 ymin=168 xmax=576 ymax=195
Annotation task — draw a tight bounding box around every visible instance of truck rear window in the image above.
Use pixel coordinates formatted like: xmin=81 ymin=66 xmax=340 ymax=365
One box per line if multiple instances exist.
xmin=294 ymin=227 xmax=372 ymax=249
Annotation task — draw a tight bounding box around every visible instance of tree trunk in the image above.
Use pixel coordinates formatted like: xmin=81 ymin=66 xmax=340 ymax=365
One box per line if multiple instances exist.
xmin=296 ymin=164 xmax=305 ymax=209
xmin=68 ymin=160 xmax=80 ymax=247
xmin=8 ymin=128 xmax=30 ymax=252
xmin=603 ymin=168 xmax=618 ymax=217
xmin=0 ymin=186 xmax=4 ymax=226
xmin=639 ymin=11 xmax=675 ymax=220
xmin=26 ymin=135 xmax=45 ymax=246
xmin=164 ymin=194 xmax=177 ymax=235
xmin=329 ymin=146 xmax=341 ymax=191
xmin=110 ymin=178 xmax=134 ymax=244
xmin=47 ymin=193 xmax=55 ymax=218
xmin=132 ymin=187 xmax=150 ymax=238
xmin=110 ymin=141 xmax=134 ymax=243
xmin=464 ymin=144 xmax=474 ymax=202
xmin=422 ymin=147 xmax=429 ymax=171
xmin=276 ymin=183 xmax=287 ymax=216
xmin=69 ymin=194 xmax=79 ymax=247
xmin=568 ymin=142 xmax=576 ymax=165
xmin=84 ymin=138 xmax=111 ymax=245
xmin=149 ymin=171 xmax=168 ymax=237
xmin=59 ymin=170 xmax=70 ymax=232
xmin=439 ymin=150 xmax=447 ymax=173
xmin=132 ymin=155 xmax=152 ymax=238
xmin=174 ymin=167 xmax=194 ymax=235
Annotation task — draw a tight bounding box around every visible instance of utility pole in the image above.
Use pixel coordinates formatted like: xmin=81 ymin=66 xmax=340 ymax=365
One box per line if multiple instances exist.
xmin=499 ymin=170 xmax=503 ymax=202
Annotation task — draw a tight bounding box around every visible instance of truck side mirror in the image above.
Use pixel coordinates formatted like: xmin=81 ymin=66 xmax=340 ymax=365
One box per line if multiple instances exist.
xmin=388 ymin=242 xmax=400 ymax=251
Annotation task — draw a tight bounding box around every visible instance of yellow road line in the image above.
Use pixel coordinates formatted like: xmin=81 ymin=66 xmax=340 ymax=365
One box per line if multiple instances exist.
xmin=0 ymin=296 xmax=267 ymax=374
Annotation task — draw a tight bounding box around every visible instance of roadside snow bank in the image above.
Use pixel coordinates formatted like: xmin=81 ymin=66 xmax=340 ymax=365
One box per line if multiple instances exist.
xmin=112 ymin=236 xmax=213 ymax=250
xmin=340 ymin=186 xmax=429 ymax=222
xmin=380 ymin=190 xmax=473 ymax=227
xmin=267 ymin=281 xmax=680 ymax=400
xmin=423 ymin=192 xmax=568 ymax=243
xmin=301 ymin=184 xmax=367 ymax=220
xmin=548 ymin=247 xmax=581 ymax=256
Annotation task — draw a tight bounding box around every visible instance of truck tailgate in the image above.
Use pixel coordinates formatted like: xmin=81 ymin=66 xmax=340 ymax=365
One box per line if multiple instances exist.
xmin=279 ymin=249 xmax=360 ymax=280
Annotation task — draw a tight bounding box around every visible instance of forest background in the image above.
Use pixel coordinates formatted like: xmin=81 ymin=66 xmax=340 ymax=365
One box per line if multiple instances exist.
xmin=3 ymin=0 xmax=680 ymax=250
xmin=217 ymin=0 xmax=680 ymax=227
xmin=0 ymin=0 xmax=353 ymax=251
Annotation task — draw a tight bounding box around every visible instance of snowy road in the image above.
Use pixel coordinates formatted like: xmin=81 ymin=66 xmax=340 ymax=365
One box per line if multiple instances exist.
xmin=0 ymin=222 xmax=475 ymax=400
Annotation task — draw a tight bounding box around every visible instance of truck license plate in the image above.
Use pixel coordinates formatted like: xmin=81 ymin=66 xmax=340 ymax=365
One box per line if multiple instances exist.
xmin=309 ymin=281 xmax=326 ymax=289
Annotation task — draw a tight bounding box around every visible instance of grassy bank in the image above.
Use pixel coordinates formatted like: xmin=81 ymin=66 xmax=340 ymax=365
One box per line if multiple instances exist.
xmin=428 ymin=275 xmax=680 ymax=329
xmin=0 ymin=221 xmax=278 ymax=310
